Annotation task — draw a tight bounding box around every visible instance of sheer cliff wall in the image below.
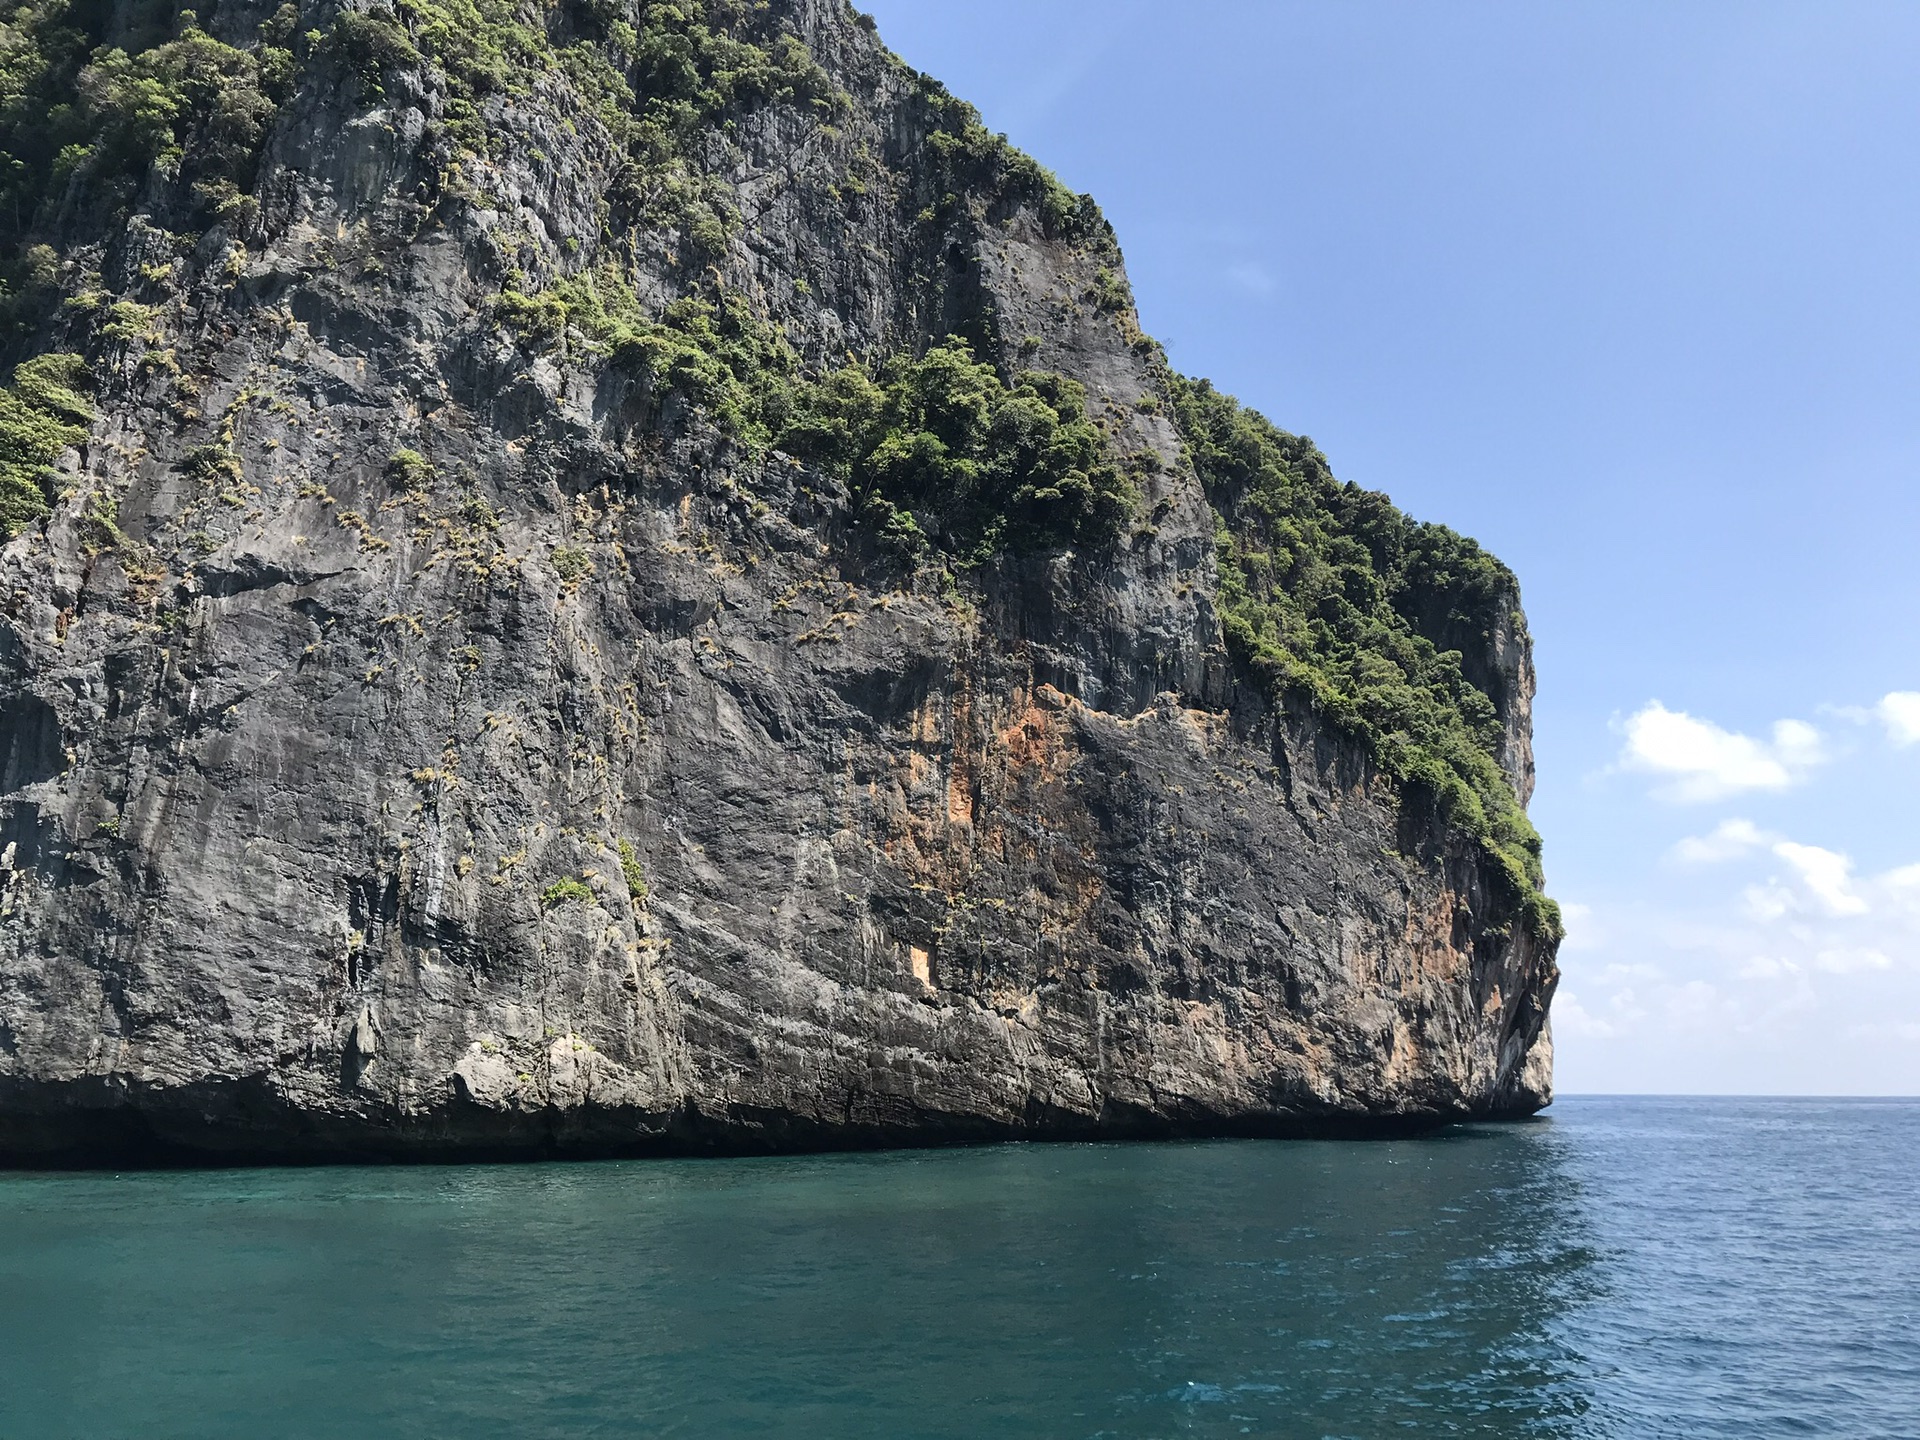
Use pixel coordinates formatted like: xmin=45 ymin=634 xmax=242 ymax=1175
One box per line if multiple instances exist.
xmin=0 ymin=0 xmax=1554 ymax=1160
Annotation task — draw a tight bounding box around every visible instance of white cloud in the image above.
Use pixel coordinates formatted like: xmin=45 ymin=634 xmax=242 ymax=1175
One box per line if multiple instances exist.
xmin=1554 ymin=841 xmax=1920 ymax=1089
xmin=1772 ymin=841 xmax=1869 ymax=916
xmin=1672 ymin=818 xmax=1777 ymax=863
xmin=1827 ymin=690 xmax=1920 ymax=746
xmin=1551 ymin=991 xmax=1617 ymax=1039
xmin=1814 ymin=947 xmax=1892 ymax=974
xmin=1570 ymin=839 xmax=1912 ymax=1034
xmin=1877 ymin=692 xmax=1920 ymax=746
xmin=1742 ymin=880 xmax=1793 ymax=922
xmin=1674 ymin=822 xmax=1872 ymax=918
xmin=1618 ymin=702 xmax=1824 ymax=802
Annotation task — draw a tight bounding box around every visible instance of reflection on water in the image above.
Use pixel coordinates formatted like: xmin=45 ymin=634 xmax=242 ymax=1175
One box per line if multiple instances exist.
xmin=1 ymin=1099 xmax=1914 ymax=1438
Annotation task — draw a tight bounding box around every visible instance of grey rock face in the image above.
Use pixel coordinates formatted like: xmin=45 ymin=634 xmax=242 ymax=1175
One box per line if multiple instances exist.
xmin=0 ymin=0 xmax=1554 ymax=1161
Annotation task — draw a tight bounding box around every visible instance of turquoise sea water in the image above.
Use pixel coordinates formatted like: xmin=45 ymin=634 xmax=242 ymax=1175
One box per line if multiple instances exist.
xmin=1 ymin=1096 xmax=1915 ymax=1438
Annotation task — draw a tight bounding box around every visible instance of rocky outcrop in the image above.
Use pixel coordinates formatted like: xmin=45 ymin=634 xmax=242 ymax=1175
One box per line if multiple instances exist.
xmin=0 ymin=0 xmax=1554 ymax=1162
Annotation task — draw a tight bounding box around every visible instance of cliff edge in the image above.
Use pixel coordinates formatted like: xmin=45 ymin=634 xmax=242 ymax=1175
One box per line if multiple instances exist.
xmin=0 ymin=0 xmax=1556 ymax=1161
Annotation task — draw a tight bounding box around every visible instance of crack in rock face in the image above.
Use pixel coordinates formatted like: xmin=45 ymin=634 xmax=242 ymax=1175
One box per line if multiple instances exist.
xmin=0 ymin=0 xmax=1554 ymax=1162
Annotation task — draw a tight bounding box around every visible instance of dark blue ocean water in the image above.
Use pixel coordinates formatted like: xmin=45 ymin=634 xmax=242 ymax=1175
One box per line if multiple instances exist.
xmin=0 ymin=1096 xmax=1914 ymax=1438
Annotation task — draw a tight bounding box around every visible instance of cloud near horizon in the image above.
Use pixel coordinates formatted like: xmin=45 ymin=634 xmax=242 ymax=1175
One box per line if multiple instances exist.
xmin=1555 ymin=825 xmax=1920 ymax=1077
xmin=1619 ymin=702 xmax=1824 ymax=802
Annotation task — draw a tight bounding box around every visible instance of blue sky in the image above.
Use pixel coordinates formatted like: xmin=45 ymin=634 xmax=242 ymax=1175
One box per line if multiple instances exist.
xmin=862 ymin=0 xmax=1920 ymax=1094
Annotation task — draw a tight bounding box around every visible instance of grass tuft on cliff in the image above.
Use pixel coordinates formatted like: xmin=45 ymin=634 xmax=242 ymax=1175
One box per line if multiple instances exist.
xmin=0 ymin=352 xmax=91 ymax=540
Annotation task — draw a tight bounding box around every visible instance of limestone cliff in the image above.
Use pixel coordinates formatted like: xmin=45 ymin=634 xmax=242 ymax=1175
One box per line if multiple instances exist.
xmin=0 ymin=0 xmax=1555 ymax=1161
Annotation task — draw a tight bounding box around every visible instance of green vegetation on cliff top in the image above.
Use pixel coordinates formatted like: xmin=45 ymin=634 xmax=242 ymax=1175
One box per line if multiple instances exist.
xmin=0 ymin=0 xmax=1553 ymax=932
xmin=1173 ymin=376 xmax=1556 ymax=937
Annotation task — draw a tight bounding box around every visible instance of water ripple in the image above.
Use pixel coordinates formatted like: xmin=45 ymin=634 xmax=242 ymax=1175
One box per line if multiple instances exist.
xmin=0 ymin=1097 xmax=1912 ymax=1436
